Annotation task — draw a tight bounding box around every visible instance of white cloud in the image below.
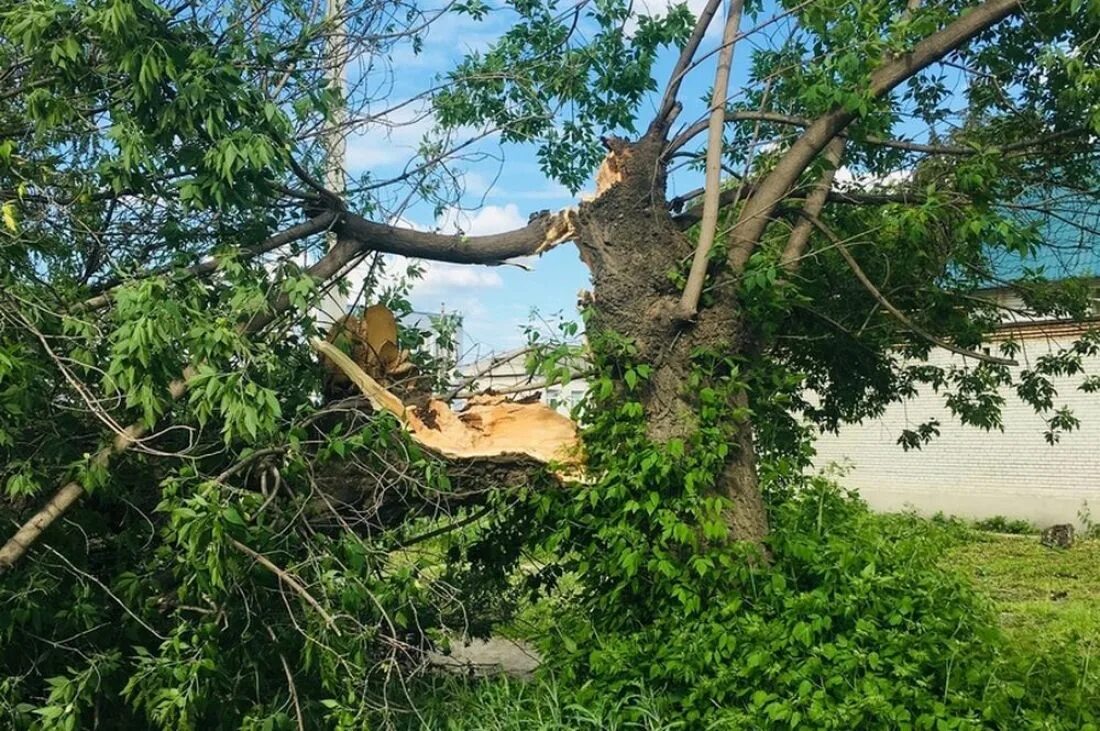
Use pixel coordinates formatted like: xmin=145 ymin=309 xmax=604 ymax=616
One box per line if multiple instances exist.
xmin=415 ymin=263 xmax=503 ymax=296
xmin=437 ymin=203 xmax=527 ymax=236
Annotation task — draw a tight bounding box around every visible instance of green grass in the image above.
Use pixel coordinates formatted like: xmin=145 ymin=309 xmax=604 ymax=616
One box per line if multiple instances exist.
xmin=945 ymin=533 xmax=1100 ymax=655
xmin=943 ymin=531 xmax=1100 ymax=716
xmin=393 ymin=676 xmax=685 ymax=730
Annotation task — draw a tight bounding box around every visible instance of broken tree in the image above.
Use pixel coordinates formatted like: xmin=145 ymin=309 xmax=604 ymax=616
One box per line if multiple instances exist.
xmin=2 ymin=0 xmax=1099 ymax=723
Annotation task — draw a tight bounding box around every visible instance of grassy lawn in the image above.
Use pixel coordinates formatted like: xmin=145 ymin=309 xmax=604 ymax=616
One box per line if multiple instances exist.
xmin=945 ymin=532 xmax=1100 ymax=683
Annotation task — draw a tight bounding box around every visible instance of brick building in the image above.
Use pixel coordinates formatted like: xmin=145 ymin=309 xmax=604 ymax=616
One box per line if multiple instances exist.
xmin=813 ymin=202 xmax=1100 ymax=527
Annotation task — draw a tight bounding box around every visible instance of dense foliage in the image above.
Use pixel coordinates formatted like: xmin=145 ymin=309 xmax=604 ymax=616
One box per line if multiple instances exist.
xmin=2 ymin=0 xmax=1099 ymax=728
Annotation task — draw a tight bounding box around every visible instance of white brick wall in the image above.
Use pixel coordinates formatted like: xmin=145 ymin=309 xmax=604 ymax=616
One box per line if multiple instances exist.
xmin=811 ymin=328 xmax=1100 ymax=527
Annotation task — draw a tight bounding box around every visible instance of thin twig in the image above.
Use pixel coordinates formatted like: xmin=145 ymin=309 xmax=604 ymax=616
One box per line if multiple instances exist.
xmin=266 ymin=624 xmax=305 ymax=731
xmin=800 ymin=212 xmax=1018 ymax=366
xmin=43 ymin=545 xmax=168 ymax=640
xmin=230 ymin=538 xmax=341 ymax=635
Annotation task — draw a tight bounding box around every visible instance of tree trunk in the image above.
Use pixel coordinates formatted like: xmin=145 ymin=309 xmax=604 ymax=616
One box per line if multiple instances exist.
xmin=573 ymin=131 xmax=770 ymax=547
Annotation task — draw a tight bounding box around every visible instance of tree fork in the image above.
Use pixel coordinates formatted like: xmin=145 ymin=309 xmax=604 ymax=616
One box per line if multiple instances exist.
xmin=574 ymin=131 xmax=771 ymax=545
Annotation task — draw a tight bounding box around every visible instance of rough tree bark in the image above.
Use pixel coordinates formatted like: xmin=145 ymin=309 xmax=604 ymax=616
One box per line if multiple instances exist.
xmin=573 ymin=131 xmax=770 ymax=545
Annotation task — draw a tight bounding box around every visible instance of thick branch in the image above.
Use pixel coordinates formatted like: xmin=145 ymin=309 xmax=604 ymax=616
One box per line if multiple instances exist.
xmin=650 ymin=0 xmax=723 ymax=135
xmin=726 ymin=0 xmax=1022 ymax=275
xmin=780 ymin=137 xmax=846 ymax=270
xmin=678 ymin=0 xmax=746 ymax=319
xmin=81 ymin=212 xmax=339 ymax=312
xmin=336 ymin=212 xmax=555 ymax=264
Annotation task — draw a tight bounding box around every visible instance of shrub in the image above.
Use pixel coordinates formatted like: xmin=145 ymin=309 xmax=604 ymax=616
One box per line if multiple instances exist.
xmin=973 ymin=515 xmax=1035 ymax=535
xmin=534 ymin=482 xmax=1098 ymax=729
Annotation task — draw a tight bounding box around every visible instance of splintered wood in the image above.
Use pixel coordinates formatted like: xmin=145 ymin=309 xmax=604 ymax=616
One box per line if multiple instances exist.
xmin=409 ymin=395 xmax=580 ymax=465
xmin=322 ymin=304 xmax=414 ymax=389
xmin=534 ymin=141 xmax=632 ymax=256
xmin=311 ymin=326 xmax=581 ymax=475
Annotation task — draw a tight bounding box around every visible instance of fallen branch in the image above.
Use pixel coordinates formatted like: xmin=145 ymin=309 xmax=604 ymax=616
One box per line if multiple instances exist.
xmin=231 ymin=538 xmax=341 ymax=635
xmin=0 ymin=236 xmax=368 ymax=572
xmin=0 ymin=377 xmax=191 ymax=572
xmin=310 ymin=338 xmax=582 ymax=470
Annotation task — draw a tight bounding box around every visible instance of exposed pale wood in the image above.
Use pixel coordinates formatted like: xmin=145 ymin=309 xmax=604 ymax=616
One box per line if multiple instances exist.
xmin=311 ymin=338 xmax=582 ymax=470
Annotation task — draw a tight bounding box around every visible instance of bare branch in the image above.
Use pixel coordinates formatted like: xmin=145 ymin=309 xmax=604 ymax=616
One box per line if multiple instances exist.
xmin=678 ymin=0 xmax=746 ymax=319
xmin=336 ymin=211 xmax=558 ymax=264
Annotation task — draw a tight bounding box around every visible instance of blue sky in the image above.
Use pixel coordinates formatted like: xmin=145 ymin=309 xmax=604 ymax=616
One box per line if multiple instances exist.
xmin=331 ymin=0 xmax=746 ymax=362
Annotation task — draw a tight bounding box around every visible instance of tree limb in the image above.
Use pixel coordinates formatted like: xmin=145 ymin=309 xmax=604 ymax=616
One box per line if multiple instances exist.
xmin=801 ymin=212 xmax=1018 ymax=366
xmin=678 ymin=0 xmax=746 ymax=319
xmin=80 ymin=212 xmax=340 ymax=312
xmin=649 ymin=0 xmax=723 ymax=135
xmin=725 ymin=0 xmax=1022 ymax=275
xmin=336 ymin=211 xmax=557 ymax=264
xmin=780 ymin=137 xmax=846 ymax=271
